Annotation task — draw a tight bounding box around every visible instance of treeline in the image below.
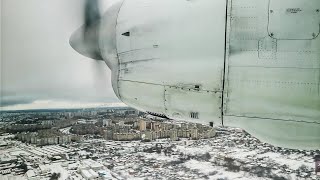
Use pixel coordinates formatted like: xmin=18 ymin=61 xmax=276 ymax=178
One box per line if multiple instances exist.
xmin=4 ymin=119 xmax=76 ymax=133
xmin=70 ymin=124 xmax=104 ymax=135
xmin=5 ymin=124 xmax=50 ymax=133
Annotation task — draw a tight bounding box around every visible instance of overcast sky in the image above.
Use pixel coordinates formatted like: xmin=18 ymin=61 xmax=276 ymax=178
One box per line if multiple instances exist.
xmin=0 ymin=0 xmax=124 ymax=110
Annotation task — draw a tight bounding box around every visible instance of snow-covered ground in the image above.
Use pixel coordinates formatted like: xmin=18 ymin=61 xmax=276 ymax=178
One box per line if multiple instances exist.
xmin=93 ymin=127 xmax=319 ymax=180
xmin=1 ymin=127 xmax=319 ymax=180
xmin=59 ymin=127 xmax=72 ymax=134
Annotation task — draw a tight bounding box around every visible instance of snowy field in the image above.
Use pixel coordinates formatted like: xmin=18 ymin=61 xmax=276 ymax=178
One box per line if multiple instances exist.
xmin=102 ymin=127 xmax=319 ymax=180
xmin=1 ymin=127 xmax=319 ymax=180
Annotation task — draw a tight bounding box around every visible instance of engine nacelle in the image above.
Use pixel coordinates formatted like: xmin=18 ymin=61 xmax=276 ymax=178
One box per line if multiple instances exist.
xmin=101 ymin=0 xmax=226 ymax=126
xmin=71 ymin=0 xmax=320 ymax=150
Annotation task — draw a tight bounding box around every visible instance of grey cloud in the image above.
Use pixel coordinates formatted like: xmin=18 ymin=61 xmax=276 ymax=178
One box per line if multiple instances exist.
xmin=0 ymin=97 xmax=36 ymax=107
xmin=1 ymin=0 xmax=120 ymax=109
xmin=1 ymin=88 xmax=120 ymax=107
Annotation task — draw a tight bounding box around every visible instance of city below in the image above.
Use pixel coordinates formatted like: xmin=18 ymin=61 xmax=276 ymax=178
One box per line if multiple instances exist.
xmin=0 ymin=107 xmax=319 ymax=180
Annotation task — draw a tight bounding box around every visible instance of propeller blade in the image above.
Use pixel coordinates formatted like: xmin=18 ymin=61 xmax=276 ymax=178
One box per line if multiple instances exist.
xmin=69 ymin=0 xmax=103 ymax=60
xmin=84 ymin=0 xmax=101 ymax=29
